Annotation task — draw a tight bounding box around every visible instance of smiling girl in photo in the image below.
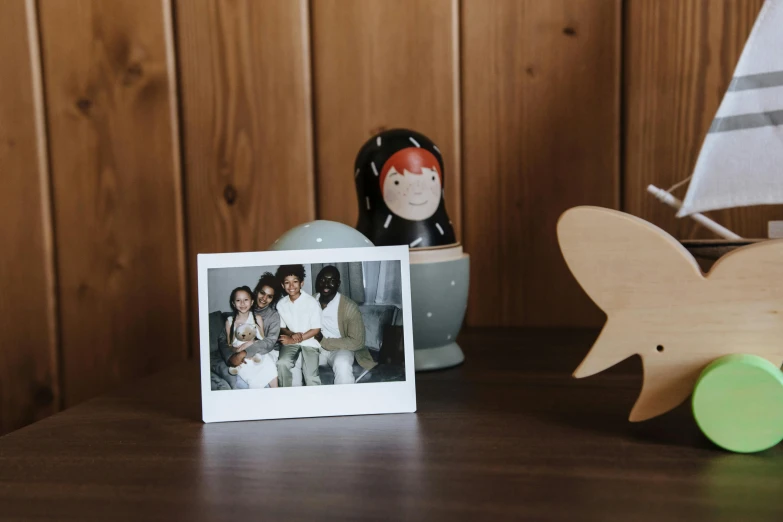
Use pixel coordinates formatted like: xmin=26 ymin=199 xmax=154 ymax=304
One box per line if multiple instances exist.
xmin=222 ymin=286 xmax=279 ymax=388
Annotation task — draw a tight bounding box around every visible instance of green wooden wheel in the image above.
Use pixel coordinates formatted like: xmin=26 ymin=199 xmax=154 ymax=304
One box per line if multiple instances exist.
xmin=692 ymin=354 xmax=783 ymax=453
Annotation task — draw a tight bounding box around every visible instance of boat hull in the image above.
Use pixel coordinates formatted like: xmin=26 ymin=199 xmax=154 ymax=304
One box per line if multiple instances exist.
xmin=681 ymin=239 xmax=764 ymax=271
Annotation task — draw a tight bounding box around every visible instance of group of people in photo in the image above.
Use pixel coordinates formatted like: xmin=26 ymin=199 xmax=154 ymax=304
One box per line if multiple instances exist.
xmin=216 ymin=264 xmax=377 ymax=389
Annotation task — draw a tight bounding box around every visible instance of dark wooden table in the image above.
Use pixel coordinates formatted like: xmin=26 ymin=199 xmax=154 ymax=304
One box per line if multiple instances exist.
xmin=1 ymin=328 xmax=782 ymax=521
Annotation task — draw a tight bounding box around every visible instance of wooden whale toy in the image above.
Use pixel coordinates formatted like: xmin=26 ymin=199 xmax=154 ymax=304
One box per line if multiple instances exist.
xmin=558 ymin=206 xmax=783 ymax=453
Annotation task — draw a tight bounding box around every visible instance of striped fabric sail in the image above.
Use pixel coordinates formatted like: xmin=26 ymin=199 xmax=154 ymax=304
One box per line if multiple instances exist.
xmin=678 ymin=0 xmax=783 ymax=217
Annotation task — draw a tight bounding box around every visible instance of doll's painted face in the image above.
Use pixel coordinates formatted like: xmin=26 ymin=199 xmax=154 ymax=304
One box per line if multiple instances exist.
xmin=380 ymin=148 xmax=442 ymax=221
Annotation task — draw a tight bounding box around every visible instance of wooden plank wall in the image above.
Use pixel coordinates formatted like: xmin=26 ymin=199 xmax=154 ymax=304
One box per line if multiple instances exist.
xmin=37 ymin=0 xmax=187 ymax=407
xmin=0 ymin=0 xmax=59 ymax=433
xmin=0 ymin=0 xmax=767 ymax=433
xmin=462 ymin=0 xmax=621 ymax=327
xmin=176 ymin=0 xmax=316 ymax=343
xmin=311 ymin=0 xmax=462 ymax=237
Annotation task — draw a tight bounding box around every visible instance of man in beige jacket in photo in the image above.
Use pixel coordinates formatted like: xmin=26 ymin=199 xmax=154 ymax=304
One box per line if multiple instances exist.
xmin=314 ymin=265 xmax=377 ymax=384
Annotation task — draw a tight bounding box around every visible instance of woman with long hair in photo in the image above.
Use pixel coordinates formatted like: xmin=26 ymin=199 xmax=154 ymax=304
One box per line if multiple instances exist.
xmin=250 ymin=271 xmax=283 ymax=375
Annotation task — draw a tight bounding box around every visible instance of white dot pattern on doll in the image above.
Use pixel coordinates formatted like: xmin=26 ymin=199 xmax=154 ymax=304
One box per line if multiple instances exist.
xmin=447 ymin=335 xmax=452 ymax=340
xmin=410 ymin=237 xmax=423 ymax=247
xmin=408 ymin=136 xmax=421 ymax=147
xmin=435 ymin=223 xmax=444 ymax=235
xmin=376 ymin=136 xmax=382 ymax=146
xmin=316 ymin=238 xmax=323 ymax=242
xmin=355 ymin=168 xmax=360 ymax=178
xmin=433 ymin=145 xmax=441 ymax=153
xmin=371 ymin=162 xmax=379 ymax=176
xmin=384 ymin=214 xmax=392 ymax=228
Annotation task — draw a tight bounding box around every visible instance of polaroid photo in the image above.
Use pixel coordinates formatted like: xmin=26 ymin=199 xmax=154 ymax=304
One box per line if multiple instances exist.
xmin=198 ymin=245 xmax=416 ymax=423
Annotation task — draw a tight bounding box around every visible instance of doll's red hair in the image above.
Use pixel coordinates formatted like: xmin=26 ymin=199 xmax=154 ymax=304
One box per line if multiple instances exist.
xmin=379 ymin=148 xmax=442 ymax=187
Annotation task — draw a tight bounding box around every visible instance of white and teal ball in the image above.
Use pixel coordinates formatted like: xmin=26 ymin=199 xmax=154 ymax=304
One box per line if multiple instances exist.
xmin=270 ymin=220 xmax=374 ymax=250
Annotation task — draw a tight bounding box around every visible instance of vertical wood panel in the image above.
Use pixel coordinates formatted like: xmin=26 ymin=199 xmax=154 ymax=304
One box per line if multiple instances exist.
xmin=311 ymin=0 xmax=462 ymax=238
xmin=624 ymin=0 xmax=775 ymax=239
xmin=39 ymin=0 xmax=187 ymax=406
xmin=0 ymin=0 xmax=59 ymax=433
xmin=176 ymin=0 xmax=315 ymax=284
xmin=462 ymin=0 xmax=621 ymax=327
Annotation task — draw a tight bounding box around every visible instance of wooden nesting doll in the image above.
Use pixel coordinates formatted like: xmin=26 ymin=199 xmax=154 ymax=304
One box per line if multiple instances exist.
xmin=355 ymin=129 xmax=457 ymax=248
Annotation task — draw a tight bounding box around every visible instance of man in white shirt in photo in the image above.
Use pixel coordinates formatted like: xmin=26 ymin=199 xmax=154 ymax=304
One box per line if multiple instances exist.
xmin=275 ymin=264 xmax=323 ymax=387
xmin=314 ymin=265 xmax=377 ymax=384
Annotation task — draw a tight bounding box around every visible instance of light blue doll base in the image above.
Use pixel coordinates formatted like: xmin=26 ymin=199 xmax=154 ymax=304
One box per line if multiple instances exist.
xmin=409 ymin=252 xmax=469 ymax=372
xmin=414 ymin=342 xmax=465 ymax=371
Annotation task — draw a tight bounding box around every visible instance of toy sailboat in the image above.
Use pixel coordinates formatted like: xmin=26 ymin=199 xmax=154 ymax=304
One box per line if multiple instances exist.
xmin=648 ymin=0 xmax=783 ymax=265
xmin=558 ymin=0 xmax=783 ymax=454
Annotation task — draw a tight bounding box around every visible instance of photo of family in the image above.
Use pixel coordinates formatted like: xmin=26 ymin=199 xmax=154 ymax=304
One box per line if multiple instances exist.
xmin=207 ymin=260 xmax=407 ymax=391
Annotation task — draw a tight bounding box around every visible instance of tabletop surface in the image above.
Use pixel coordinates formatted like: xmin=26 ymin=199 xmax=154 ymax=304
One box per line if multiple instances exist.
xmin=1 ymin=328 xmax=782 ymax=521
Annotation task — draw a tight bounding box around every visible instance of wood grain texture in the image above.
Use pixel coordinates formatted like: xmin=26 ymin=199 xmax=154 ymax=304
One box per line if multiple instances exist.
xmin=624 ymin=0 xmax=778 ymax=239
xmin=311 ymin=0 xmax=462 ymax=238
xmin=0 ymin=0 xmax=59 ymax=434
xmin=177 ymin=0 xmax=315 ymax=351
xmin=2 ymin=328 xmax=783 ymax=521
xmin=559 ymin=206 xmax=783 ymax=421
xmin=177 ymin=0 xmax=315 ymax=256
xmin=462 ymin=0 xmax=621 ymax=327
xmin=38 ymin=0 xmax=187 ymax=407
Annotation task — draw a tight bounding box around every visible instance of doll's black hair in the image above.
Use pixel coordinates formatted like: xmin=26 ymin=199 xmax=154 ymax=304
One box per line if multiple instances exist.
xmin=354 ymin=128 xmax=456 ymax=248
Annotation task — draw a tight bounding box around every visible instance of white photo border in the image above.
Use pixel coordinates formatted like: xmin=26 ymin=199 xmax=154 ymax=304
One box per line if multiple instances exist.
xmin=198 ymin=245 xmax=417 ymax=423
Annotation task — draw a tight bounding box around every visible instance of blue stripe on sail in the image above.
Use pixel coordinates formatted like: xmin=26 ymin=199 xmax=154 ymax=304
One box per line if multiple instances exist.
xmin=728 ymin=71 xmax=783 ymax=91
xmin=709 ymin=110 xmax=783 ymax=133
